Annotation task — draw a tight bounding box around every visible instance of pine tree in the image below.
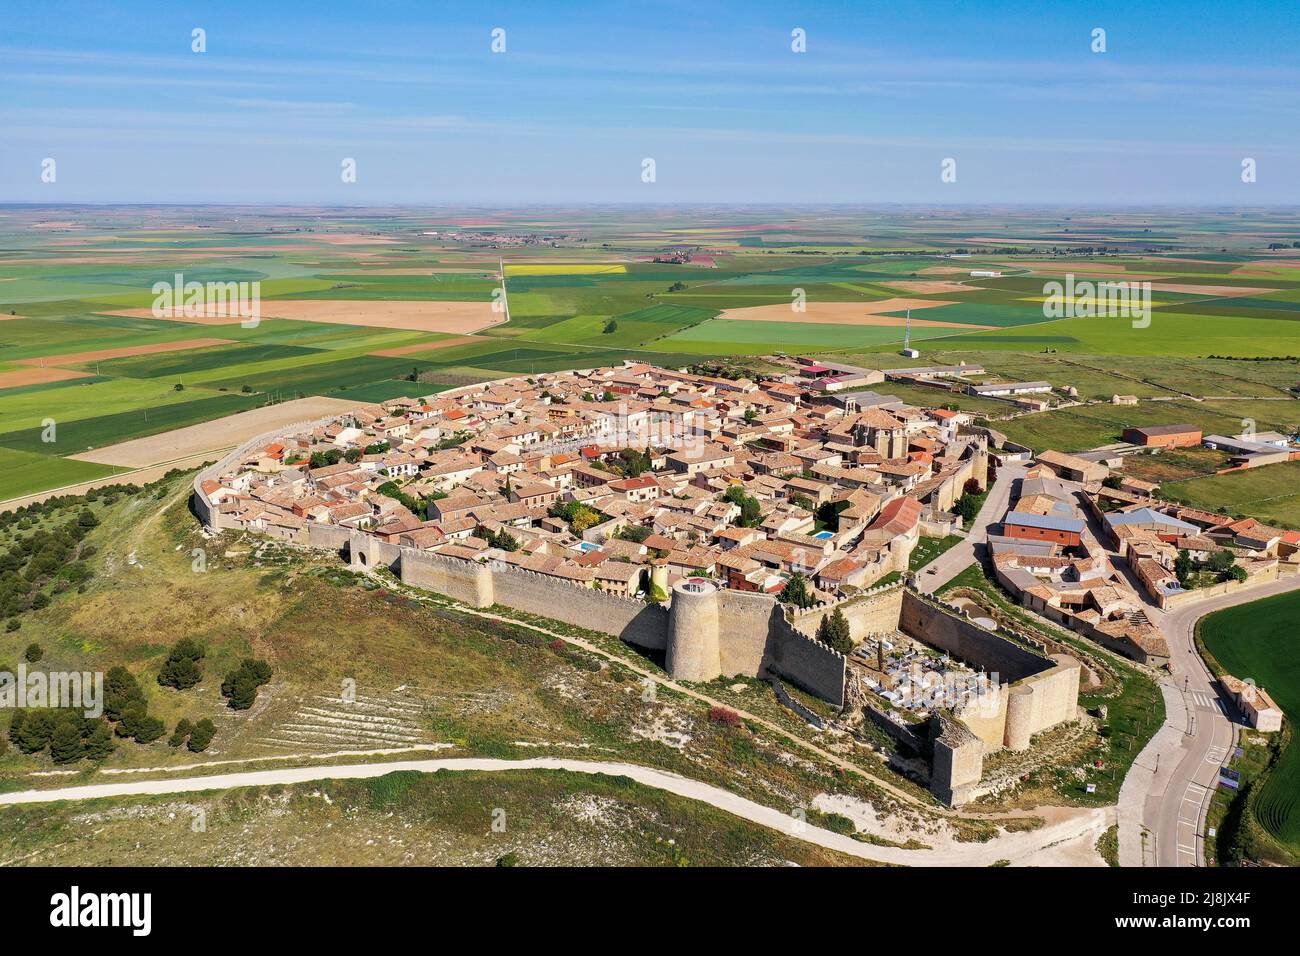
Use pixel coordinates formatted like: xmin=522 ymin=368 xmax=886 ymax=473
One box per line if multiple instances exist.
xmin=133 ymin=715 xmax=165 ymax=744
xmin=187 ymin=718 xmax=216 ymax=753
xmin=169 ymin=718 xmax=193 ymax=748
xmin=158 ymin=638 xmax=205 ymax=690
xmin=83 ymin=721 xmax=115 ymax=761
xmin=825 ymin=606 xmax=854 ymax=654
xmin=49 ymin=716 xmax=84 ymax=764
xmin=104 ymin=666 xmax=143 ymax=721
xmin=16 ymin=709 xmax=56 ymax=754
xmin=780 ymin=572 xmax=815 ymax=609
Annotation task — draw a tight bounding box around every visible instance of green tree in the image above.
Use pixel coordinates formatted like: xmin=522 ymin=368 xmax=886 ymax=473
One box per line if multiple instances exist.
xmin=16 ymin=709 xmax=56 ymax=754
xmin=1208 ymin=550 xmax=1235 ymax=573
xmin=7 ymin=709 xmax=25 ymax=747
xmin=169 ymin=718 xmax=193 ymax=748
xmin=187 ymin=718 xmax=216 ymax=752
xmin=157 ymin=638 xmax=205 ymax=690
xmin=822 ymin=607 xmax=853 ymax=654
xmin=224 ymin=674 xmax=259 ymax=710
xmin=83 ymin=720 xmax=115 ymax=760
xmin=116 ymin=701 xmax=147 ymax=738
xmin=49 ymin=715 xmax=84 ymax=764
xmin=23 ymin=642 xmax=42 ymax=663
xmin=133 ymin=715 xmax=166 ymax=744
xmin=618 ymin=447 xmax=652 ymax=478
xmin=104 ymin=666 xmax=143 ymax=721
xmin=221 ymin=658 xmax=273 ymax=710
xmin=723 ymin=486 xmax=762 ymax=528
xmin=780 ymin=572 xmax=815 ymax=609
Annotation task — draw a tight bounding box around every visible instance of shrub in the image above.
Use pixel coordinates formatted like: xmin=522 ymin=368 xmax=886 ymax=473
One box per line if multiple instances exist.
xmin=708 ymin=706 xmax=742 ymax=727
xmin=23 ymin=643 xmax=42 ymax=664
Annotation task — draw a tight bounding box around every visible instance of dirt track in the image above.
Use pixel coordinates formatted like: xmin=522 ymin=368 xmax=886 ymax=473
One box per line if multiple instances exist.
xmin=68 ymin=396 xmax=361 ymax=467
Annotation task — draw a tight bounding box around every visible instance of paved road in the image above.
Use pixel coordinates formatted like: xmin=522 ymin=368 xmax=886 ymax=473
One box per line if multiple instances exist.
xmin=0 ymin=754 xmax=1110 ymax=867
xmin=1119 ymin=572 xmax=1300 ymax=867
xmin=916 ymin=461 xmax=1027 ymax=591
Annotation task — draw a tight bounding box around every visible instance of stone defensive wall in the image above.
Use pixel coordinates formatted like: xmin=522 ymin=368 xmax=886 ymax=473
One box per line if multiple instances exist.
xmin=788 ymin=582 xmax=1081 ymax=805
xmin=899 ymin=589 xmax=1079 ymax=751
xmin=789 ymin=580 xmax=905 ymax=641
xmin=191 ymin=413 xmax=345 ymax=528
xmin=358 ymin=540 xmax=848 ymax=704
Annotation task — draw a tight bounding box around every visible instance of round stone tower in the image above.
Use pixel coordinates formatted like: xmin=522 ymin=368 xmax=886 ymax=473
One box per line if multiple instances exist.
xmin=666 ymin=578 xmax=722 ymax=682
xmin=1003 ymin=684 xmax=1034 ymax=751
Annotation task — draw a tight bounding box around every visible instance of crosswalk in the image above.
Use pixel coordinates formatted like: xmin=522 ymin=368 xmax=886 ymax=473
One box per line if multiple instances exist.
xmin=1190 ymin=691 xmax=1223 ymax=711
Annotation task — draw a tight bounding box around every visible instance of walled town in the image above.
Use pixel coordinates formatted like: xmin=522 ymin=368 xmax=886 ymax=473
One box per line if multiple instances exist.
xmin=199 ymin=359 xmax=989 ymax=601
xmin=193 ymin=358 xmax=1290 ymax=803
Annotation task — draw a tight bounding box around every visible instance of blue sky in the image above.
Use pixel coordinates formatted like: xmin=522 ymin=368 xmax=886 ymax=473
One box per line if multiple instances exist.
xmin=3 ymin=0 xmax=1300 ymax=204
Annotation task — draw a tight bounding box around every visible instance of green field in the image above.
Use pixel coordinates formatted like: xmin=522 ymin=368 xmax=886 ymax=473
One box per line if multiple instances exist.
xmin=1200 ymin=591 xmax=1300 ymax=857
xmin=6 ymin=207 xmax=1300 ymax=502
xmin=996 ymin=400 xmax=1300 ymax=457
xmin=0 ymin=447 xmax=123 ymax=499
xmin=1163 ymin=460 xmax=1300 ymax=528
xmin=657 ymin=317 xmax=961 ymax=354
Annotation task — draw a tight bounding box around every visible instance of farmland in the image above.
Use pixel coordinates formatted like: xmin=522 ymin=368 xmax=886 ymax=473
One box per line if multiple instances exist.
xmin=4 ymin=205 xmax=1300 ymax=502
xmin=1163 ymin=461 xmax=1300 ymax=528
xmin=1199 ymin=591 xmax=1300 ymax=861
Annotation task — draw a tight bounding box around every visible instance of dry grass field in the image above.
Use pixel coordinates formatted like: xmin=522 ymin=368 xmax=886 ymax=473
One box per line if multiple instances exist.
xmin=0 ymin=366 xmax=92 ymax=388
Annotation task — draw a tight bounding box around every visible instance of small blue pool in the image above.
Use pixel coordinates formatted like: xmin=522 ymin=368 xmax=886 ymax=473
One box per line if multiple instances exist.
xmin=813 ymin=531 xmax=834 ymax=540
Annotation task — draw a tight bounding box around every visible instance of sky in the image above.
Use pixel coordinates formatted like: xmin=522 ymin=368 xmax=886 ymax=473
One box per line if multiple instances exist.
xmin=3 ymin=0 xmax=1300 ymax=204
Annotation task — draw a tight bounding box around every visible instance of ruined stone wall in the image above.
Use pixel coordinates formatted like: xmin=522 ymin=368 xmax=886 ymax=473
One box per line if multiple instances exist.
xmin=951 ymin=685 xmax=1009 ymax=752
